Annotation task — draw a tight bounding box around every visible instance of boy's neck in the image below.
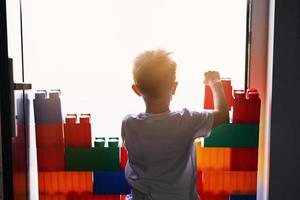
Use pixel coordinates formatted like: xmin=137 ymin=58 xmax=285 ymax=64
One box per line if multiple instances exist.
xmin=144 ymin=96 xmax=171 ymax=114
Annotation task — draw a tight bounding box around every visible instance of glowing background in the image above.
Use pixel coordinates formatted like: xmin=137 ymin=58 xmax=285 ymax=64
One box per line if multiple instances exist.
xmin=20 ymin=0 xmax=247 ymax=138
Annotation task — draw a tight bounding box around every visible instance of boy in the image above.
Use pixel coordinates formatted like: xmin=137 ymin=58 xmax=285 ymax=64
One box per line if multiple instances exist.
xmin=121 ymin=49 xmax=229 ymax=200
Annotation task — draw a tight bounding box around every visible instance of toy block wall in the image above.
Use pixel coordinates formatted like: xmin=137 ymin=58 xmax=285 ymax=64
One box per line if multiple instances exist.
xmin=34 ymin=90 xmax=65 ymax=172
xmin=33 ymin=90 xmax=131 ymax=200
xmin=33 ymin=85 xmax=260 ymax=199
xmin=199 ymin=87 xmax=261 ymax=200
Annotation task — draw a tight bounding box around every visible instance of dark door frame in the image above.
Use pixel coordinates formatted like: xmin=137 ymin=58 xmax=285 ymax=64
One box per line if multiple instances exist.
xmin=0 ymin=0 xmax=15 ymax=198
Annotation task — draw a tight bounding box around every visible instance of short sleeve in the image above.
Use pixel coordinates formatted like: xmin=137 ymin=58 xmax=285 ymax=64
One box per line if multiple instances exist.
xmin=121 ymin=114 xmax=131 ymax=146
xmin=182 ymin=109 xmax=214 ymax=139
xmin=121 ymin=116 xmax=128 ymax=145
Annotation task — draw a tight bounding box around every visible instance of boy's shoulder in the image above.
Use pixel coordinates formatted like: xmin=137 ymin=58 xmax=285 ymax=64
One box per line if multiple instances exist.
xmin=122 ymin=108 xmax=208 ymax=123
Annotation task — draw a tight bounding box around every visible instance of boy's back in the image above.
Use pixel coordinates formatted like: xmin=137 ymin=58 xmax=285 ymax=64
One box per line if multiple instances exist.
xmin=122 ymin=49 xmax=229 ymax=200
xmin=122 ymin=108 xmax=213 ymax=200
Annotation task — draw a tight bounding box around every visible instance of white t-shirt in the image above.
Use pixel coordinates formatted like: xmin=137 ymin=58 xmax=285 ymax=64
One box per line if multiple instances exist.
xmin=121 ymin=108 xmax=213 ymax=200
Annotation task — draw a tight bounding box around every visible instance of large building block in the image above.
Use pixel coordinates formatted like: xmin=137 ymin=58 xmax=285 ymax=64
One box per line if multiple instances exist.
xmin=37 ymin=147 xmax=64 ymax=171
xmin=93 ymin=171 xmax=131 ymax=195
xmin=38 ymin=172 xmax=93 ymax=195
xmin=65 ymin=147 xmax=120 ymax=171
xmin=232 ymin=89 xmax=261 ymax=124
xmin=201 ymin=171 xmax=257 ymax=194
xmin=230 ymin=148 xmax=258 ymax=171
xmin=196 ymin=141 xmax=231 ymax=171
xmin=230 ymin=195 xmax=256 ymax=200
xmin=33 ymin=90 xmax=63 ymax=124
xmin=36 ymin=123 xmax=64 ymax=147
xmin=39 ymin=194 xmax=121 ymax=200
xmin=204 ymin=79 xmax=233 ymax=110
xmin=94 ymin=137 xmax=106 ymax=147
xmin=120 ymin=147 xmax=127 ymax=171
xmin=200 ymin=194 xmax=230 ymax=200
xmin=108 ymin=137 xmax=119 ymax=148
xmin=39 ymin=194 xmax=66 ymax=200
xmin=197 ymin=170 xmax=203 ymax=194
xmin=204 ymin=124 xmax=259 ymax=148
xmin=64 ymin=114 xmax=92 ymax=148
xmin=120 ymin=195 xmax=126 ymax=200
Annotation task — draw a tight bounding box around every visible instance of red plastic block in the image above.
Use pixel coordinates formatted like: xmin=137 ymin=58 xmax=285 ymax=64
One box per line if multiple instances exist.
xmin=37 ymin=147 xmax=64 ymax=171
xmin=230 ymin=148 xmax=258 ymax=171
xmin=38 ymin=172 xmax=93 ymax=195
xmin=202 ymin=171 xmax=257 ymax=194
xmin=67 ymin=194 xmax=121 ymax=200
xmin=232 ymin=89 xmax=261 ymax=124
xmin=64 ymin=114 xmax=92 ymax=148
xmin=120 ymin=147 xmax=127 ymax=171
xmin=204 ymin=79 xmax=233 ymax=110
xmin=39 ymin=195 xmax=121 ymax=200
xmin=200 ymin=194 xmax=230 ymax=200
xmin=120 ymin=195 xmax=126 ymax=200
xmin=197 ymin=171 xmax=203 ymax=194
xmin=36 ymin=123 xmax=64 ymax=147
xmin=39 ymin=194 xmax=67 ymax=200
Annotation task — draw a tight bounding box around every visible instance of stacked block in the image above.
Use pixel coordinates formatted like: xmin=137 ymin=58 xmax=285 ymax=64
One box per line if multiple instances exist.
xmin=120 ymin=147 xmax=127 ymax=171
xmin=93 ymin=172 xmax=131 ymax=194
xmin=64 ymin=147 xmax=120 ymax=171
xmin=34 ymin=90 xmax=65 ymax=171
xmin=204 ymin=78 xmax=234 ymax=110
xmin=204 ymin=124 xmax=259 ymax=148
xmin=39 ymin=194 xmax=122 ymax=200
xmin=201 ymin=171 xmax=257 ymax=194
xmin=64 ymin=114 xmax=92 ymax=148
xmin=232 ymin=89 xmax=261 ymax=124
xmin=198 ymin=87 xmax=260 ymax=200
xmin=34 ymin=90 xmax=131 ymax=199
xmin=201 ymin=194 xmax=230 ymax=200
xmin=94 ymin=137 xmax=106 ymax=147
xmin=38 ymin=172 xmax=93 ymax=194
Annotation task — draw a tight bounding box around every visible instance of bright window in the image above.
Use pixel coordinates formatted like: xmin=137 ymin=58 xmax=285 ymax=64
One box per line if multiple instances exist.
xmin=23 ymin=0 xmax=247 ymax=138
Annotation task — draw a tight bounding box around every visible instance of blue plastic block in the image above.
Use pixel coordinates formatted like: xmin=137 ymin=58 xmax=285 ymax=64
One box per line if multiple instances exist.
xmin=33 ymin=90 xmax=63 ymax=124
xmin=230 ymin=195 xmax=256 ymax=200
xmin=93 ymin=171 xmax=131 ymax=194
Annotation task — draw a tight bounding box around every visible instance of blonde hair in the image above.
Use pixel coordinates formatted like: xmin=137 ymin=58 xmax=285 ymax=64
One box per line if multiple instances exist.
xmin=133 ymin=49 xmax=177 ymax=98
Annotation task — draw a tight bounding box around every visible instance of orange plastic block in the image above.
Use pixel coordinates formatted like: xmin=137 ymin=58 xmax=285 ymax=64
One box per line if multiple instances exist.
xmin=204 ymin=79 xmax=233 ymax=110
xmin=38 ymin=172 xmax=93 ymax=195
xmin=120 ymin=147 xmax=127 ymax=171
xmin=37 ymin=147 xmax=64 ymax=171
xmin=196 ymin=142 xmax=231 ymax=171
xmin=39 ymin=195 xmax=66 ymax=200
xmin=230 ymin=148 xmax=258 ymax=171
xmin=64 ymin=114 xmax=92 ymax=148
xmin=36 ymin=123 xmax=64 ymax=147
xmin=39 ymin=195 xmax=121 ymax=200
xmin=202 ymin=171 xmax=257 ymax=194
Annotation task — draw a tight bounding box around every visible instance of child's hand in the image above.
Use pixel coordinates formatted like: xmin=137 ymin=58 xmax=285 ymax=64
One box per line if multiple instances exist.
xmin=204 ymin=71 xmax=221 ymax=86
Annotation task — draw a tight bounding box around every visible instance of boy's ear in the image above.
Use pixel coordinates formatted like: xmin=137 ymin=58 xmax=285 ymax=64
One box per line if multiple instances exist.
xmin=172 ymin=81 xmax=178 ymax=95
xmin=132 ymin=84 xmax=142 ymax=97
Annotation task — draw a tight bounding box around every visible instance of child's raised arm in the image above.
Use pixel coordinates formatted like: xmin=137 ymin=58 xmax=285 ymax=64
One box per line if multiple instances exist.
xmin=204 ymin=71 xmax=229 ymax=127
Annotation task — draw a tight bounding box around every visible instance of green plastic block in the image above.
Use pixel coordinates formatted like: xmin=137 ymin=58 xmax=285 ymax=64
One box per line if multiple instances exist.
xmin=204 ymin=124 xmax=259 ymax=147
xmin=65 ymin=147 xmax=120 ymax=171
xmin=94 ymin=137 xmax=106 ymax=147
xmin=108 ymin=137 xmax=119 ymax=148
